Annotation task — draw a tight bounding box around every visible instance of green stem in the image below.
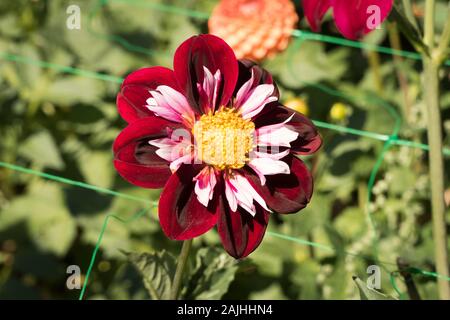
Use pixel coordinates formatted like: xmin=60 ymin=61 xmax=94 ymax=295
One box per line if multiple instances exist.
xmin=388 ymin=22 xmax=411 ymax=121
xmin=436 ymin=3 xmax=450 ymax=64
xmin=402 ymin=0 xmax=420 ymax=32
xmin=367 ymin=51 xmax=384 ymax=95
xmin=424 ymin=0 xmax=435 ymax=48
xmin=170 ymin=239 xmax=193 ymax=300
xmin=422 ymin=0 xmax=450 ymax=300
xmin=423 ymin=59 xmax=450 ymax=300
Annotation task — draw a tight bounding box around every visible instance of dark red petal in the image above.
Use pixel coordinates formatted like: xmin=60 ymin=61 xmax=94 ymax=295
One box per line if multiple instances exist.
xmin=303 ymin=0 xmax=332 ymax=32
xmin=234 ymin=59 xmax=280 ymax=98
xmin=217 ymin=190 xmax=270 ymax=259
xmin=254 ymin=104 xmax=322 ymax=155
xmin=158 ymin=164 xmax=218 ymax=240
xmin=332 ymin=0 xmax=393 ymax=40
xmin=113 ymin=117 xmax=182 ymax=188
xmin=246 ymin=156 xmax=313 ymax=214
xmin=118 ymin=67 xmax=180 ymax=123
xmin=173 ymin=34 xmax=238 ymax=112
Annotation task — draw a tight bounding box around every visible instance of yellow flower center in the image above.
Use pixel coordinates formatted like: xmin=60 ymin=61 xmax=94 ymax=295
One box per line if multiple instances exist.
xmin=193 ymin=108 xmax=255 ymax=170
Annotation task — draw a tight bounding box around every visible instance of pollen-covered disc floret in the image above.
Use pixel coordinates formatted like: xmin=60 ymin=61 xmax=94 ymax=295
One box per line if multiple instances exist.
xmin=193 ymin=107 xmax=255 ymax=170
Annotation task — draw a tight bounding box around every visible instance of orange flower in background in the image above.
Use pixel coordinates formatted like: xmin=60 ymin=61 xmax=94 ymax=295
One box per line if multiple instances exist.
xmin=208 ymin=0 xmax=299 ymax=61
xmin=412 ymin=4 xmax=424 ymax=18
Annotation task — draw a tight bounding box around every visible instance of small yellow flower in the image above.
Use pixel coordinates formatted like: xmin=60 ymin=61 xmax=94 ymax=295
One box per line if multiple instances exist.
xmin=294 ymin=248 xmax=308 ymax=263
xmin=330 ymin=102 xmax=351 ymax=122
xmin=98 ymin=260 xmax=111 ymax=272
xmin=284 ymin=97 xmax=309 ymax=116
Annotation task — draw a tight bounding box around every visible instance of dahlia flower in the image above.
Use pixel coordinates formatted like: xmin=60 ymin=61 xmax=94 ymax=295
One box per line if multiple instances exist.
xmin=208 ymin=0 xmax=298 ymax=61
xmin=113 ymin=34 xmax=321 ymax=258
xmin=303 ymin=0 xmax=393 ymax=40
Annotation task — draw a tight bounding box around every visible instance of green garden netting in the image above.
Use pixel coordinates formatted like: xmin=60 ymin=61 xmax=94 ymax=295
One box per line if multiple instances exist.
xmin=0 ymin=0 xmax=449 ymax=300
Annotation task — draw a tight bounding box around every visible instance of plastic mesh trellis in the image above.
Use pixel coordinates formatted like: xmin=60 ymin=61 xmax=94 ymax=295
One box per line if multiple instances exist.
xmin=0 ymin=0 xmax=450 ymax=300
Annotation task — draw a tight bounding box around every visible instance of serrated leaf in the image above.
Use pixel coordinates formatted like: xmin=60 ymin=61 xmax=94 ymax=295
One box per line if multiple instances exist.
xmin=353 ymin=276 xmax=396 ymax=300
xmin=127 ymin=250 xmax=176 ymax=300
xmin=79 ymin=151 xmax=114 ymax=189
xmin=103 ymin=1 xmax=165 ymax=36
xmin=0 ymin=182 xmax=76 ymax=257
xmin=78 ymin=213 xmax=131 ymax=259
xmin=14 ymin=44 xmax=43 ymax=88
xmin=18 ymin=130 xmax=64 ymax=170
xmin=44 ymin=76 xmax=104 ymax=105
xmin=184 ymin=247 xmax=238 ymax=300
xmin=265 ymin=42 xmax=348 ymax=88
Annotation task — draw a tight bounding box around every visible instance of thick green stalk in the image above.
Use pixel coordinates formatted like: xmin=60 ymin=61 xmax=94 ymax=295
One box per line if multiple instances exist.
xmin=422 ymin=0 xmax=450 ymax=300
xmin=423 ymin=60 xmax=450 ymax=300
xmin=170 ymin=239 xmax=193 ymax=300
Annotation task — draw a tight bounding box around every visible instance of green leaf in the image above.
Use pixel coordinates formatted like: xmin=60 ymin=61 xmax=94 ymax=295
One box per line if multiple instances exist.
xmin=289 ymin=193 xmax=331 ymax=234
xmin=334 ymin=207 xmax=366 ymax=240
xmin=0 ymin=277 xmax=40 ymax=299
xmin=184 ymin=247 xmax=238 ymax=300
xmin=321 ymin=263 xmax=349 ymax=299
xmin=249 ymin=283 xmax=287 ymax=300
xmin=126 ymin=250 xmax=176 ymax=300
xmin=18 ymin=130 xmax=64 ymax=170
xmin=65 ymin=104 xmax=105 ymax=125
xmin=0 ymin=181 xmax=76 ymax=257
xmin=353 ymin=276 xmax=396 ymax=300
xmin=324 ymin=225 xmax=346 ymax=258
xmin=14 ymin=249 xmax=65 ymax=282
xmin=103 ymin=1 xmax=165 ymax=36
xmin=79 ymin=151 xmax=114 ymax=189
xmin=388 ymin=168 xmax=416 ymax=195
xmin=390 ymin=3 xmax=428 ymax=55
xmin=290 ymin=260 xmax=322 ymax=299
xmin=362 ymin=27 xmax=387 ymax=46
xmin=78 ymin=213 xmax=131 ymax=258
xmin=44 ymin=76 xmax=104 ymax=105
xmin=265 ymin=42 xmax=348 ymax=88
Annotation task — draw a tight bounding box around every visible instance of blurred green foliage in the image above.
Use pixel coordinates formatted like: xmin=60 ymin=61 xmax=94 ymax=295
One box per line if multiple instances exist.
xmin=0 ymin=0 xmax=449 ymax=300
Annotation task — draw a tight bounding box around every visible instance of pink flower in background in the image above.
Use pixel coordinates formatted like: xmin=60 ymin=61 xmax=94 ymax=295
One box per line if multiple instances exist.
xmin=303 ymin=0 xmax=394 ymax=40
xmin=113 ymin=34 xmax=321 ymax=258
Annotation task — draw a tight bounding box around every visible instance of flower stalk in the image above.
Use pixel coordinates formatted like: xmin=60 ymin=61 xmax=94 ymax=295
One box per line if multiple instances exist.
xmin=402 ymin=0 xmax=420 ymax=31
xmin=170 ymin=239 xmax=193 ymax=300
xmin=387 ymin=22 xmax=412 ymax=121
xmin=436 ymin=3 xmax=450 ymax=65
xmin=422 ymin=0 xmax=450 ymax=300
xmin=367 ymin=51 xmax=384 ymax=96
